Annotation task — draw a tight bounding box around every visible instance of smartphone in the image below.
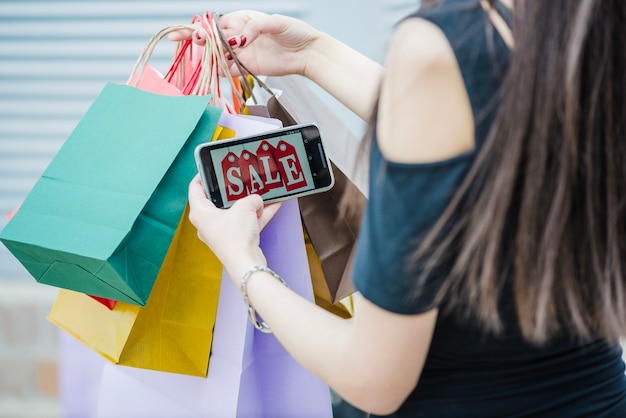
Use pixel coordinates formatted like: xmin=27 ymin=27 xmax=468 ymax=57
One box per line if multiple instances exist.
xmin=194 ymin=123 xmax=334 ymax=208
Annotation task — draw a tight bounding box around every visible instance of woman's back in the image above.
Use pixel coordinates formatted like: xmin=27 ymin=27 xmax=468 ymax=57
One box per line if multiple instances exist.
xmin=353 ymin=1 xmax=626 ymax=415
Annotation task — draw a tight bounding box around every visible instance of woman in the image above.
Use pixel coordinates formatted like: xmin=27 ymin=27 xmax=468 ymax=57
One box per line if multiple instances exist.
xmin=183 ymin=0 xmax=626 ymax=416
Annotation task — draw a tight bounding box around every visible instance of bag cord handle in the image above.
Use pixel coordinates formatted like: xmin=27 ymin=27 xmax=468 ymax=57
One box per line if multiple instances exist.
xmin=127 ymin=13 xmax=246 ymax=113
xmin=213 ymin=12 xmax=277 ymax=104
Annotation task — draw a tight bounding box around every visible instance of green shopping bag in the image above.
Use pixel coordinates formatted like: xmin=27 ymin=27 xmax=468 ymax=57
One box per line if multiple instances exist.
xmin=0 ymin=82 xmax=221 ymax=305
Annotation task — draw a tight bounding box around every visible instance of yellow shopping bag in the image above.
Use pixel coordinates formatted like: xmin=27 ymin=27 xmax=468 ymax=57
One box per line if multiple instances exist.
xmin=48 ymin=205 xmax=222 ymax=377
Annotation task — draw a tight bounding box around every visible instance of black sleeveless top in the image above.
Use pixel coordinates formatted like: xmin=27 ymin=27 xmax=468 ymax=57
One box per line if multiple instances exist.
xmin=352 ymin=0 xmax=626 ymax=416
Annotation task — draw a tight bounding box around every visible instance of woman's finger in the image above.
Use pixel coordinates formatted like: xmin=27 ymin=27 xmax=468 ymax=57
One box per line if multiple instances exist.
xmin=231 ymin=193 xmax=264 ymax=217
xmin=218 ymin=10 xmax=262 ymax=31
xmin=167 ymin=28 xmax=194 ymax=41
xmin=233 ymin=14 xmax=278 ymax=49
xmin=259 ymin=202 xmax=282 ymax=230
xmin=219 ymin=12 xmax=284 ymax=51
xmin=167 ymin=27 xmax=208 ymax=45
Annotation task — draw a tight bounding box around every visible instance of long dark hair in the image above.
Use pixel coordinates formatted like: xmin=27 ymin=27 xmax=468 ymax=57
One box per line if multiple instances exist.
xmin=409 ymin=0 xmax=626 ymax=345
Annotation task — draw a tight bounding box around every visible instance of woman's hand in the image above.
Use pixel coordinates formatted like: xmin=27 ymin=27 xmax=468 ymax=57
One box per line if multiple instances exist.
xmin=187 ymin=174 xmax=282 ymax=285
xmin=170 ymin=11 xmax=321 ymax=78
xmin=170 ymin=10 xmax=383 ymax=119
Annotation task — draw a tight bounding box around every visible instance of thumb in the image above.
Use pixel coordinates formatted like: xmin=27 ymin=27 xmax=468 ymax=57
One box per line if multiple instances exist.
xmin=231 ymin=194 xmax=265 ymax=217
xmin=188 ymin=174 xmax=212 ymax=207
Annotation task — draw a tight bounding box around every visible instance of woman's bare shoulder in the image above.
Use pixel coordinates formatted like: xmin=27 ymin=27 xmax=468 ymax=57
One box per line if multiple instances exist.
xmin=377 ymin=18 xmax=475 ymax=164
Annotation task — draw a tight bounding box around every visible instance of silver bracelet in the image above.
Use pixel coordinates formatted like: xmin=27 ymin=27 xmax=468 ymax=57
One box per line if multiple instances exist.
xmin=240 ymin=265 xmax=288 ymax=333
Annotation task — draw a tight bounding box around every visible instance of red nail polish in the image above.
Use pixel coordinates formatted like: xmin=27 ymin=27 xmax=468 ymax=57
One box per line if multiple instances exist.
xmin=228 ymin=37 xmax=238 ymax=46
xmin=239 ymin=36 xmax=247 ymax=47
xmin=226 ymin=53 xmax=233 ymax=60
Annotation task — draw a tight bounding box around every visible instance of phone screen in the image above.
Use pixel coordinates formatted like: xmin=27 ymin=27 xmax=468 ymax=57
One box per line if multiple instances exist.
xmin=196 ymin=124 xmax=333 ymax=208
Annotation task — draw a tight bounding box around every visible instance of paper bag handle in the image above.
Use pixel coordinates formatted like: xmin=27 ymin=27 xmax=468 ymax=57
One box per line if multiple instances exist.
xmin=127 ymin=14 xmax=245 ymax=113
xmin=213 ymin=13 xmax=277 ymax=105
xmin=127 ymin=24 xmax=199 ymax=87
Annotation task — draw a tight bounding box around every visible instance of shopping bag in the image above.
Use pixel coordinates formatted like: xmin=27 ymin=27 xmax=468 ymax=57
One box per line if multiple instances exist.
xmin=48 ymin=204 xmax=222 ymax=377
xmin=0 ymin=82 xmax=220 ymax=305
xmin=262 ymin=76 xmax=366 ymax=304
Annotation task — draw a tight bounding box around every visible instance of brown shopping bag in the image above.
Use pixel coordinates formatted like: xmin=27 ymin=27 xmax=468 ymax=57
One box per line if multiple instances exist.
xmin=297 ymin=159 xmax=365 ymax=304
xmin=264 ymin=78 xmax=366 ymax=304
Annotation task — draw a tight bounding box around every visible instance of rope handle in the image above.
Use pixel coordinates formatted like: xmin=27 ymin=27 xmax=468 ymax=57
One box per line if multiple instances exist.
xmin=192 ymin=12 xmax=243 ymax=104
xmin=161 ymin=12 xmax=245 ymax=112
xmin=213 ymin=12 xmax=277 ymax=104
xmin=126 ymin=13 xmax=245 ymax=113
xmin=126 ymin=11 xmax=276 ymax=112
xmin=127 ymin=23 xmax=199 ymax=87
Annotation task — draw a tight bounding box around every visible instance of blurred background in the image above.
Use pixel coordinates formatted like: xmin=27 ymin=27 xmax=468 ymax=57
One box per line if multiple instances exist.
xmin=0 ymin=0 xmax=418 ymax=416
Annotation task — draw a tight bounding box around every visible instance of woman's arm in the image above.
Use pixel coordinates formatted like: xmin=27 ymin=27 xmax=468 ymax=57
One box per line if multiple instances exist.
xmin=303 ymin=31 xmax=384 ymax=120
xmin=188 ymin=16 xmax=475 ymax=415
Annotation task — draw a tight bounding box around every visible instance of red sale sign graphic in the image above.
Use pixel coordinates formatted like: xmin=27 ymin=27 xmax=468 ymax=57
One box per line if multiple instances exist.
xmin=222 ymin=151 xmax=247 ymax=201
xmin=255 ymin=140 xmax=283 ymax=192
xmin=238 ymin=149 xmax=268 ymax=195
xmin=219 ymin=139 xmax=310 ymax=202
xmin=274 ymin=140 xmax=307 ymax=192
